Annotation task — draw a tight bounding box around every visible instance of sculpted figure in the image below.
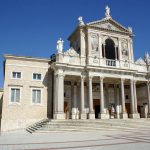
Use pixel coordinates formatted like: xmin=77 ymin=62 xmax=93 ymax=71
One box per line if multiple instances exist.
xmin=105 ymin=5 xmax=111 ymax=18
xmin=78 ymin=16 xmax=84 ymax=26
xmin=144 ymin=52 xmax=150 ymax=65
xmin=56 ymin=38 xmax=64 ymax=53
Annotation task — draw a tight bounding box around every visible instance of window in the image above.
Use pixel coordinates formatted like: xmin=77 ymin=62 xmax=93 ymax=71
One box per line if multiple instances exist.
xmin=33 ymin=73 xmax=41 ymax=80
xmin=32 ymin=89 xmax=41 ymax=104
xmin=11 ymin=88 xmax=20 ymax=103
xmin=12 ymin=72 xmax=21 ymax=79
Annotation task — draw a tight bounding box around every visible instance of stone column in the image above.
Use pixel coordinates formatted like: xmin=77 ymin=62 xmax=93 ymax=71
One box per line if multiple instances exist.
xmin=71 ymin=82 xmax=78 ymax=119
xmin=70 ymin=81 xmax=74 ymax=119
xmin=99 ymin=77 xmax=109 ymax=119
xmin=133 ymin=80 xmax=140 ymax=118
xmin=129 ymin=79 xmax=137 ymax=118
xmin=116 ymin=84 xmax=120 ymax=119
xmin=133 ymin=81 xmax=138 ymax=113
xmin=147 ymin=81 xmax=150 ymax=118
xmin=53 ymin=73 xmax=65 ymax=119
xmin=120 ymin=78 xmax=128 ymax=118
xmin=88 ymin=76 xmax=95 ymax=119
xmin=80 ymin=76 xmax=87 ymax=119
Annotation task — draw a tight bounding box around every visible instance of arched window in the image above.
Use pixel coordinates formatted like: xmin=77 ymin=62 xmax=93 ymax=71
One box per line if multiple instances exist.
xmin=105 ymin=38 xmax=115 ymax=60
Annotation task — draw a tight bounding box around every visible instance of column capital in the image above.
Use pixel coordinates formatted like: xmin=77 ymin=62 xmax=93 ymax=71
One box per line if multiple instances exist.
xmin=55 ymin=73 xmax=65 ymax=78
xmin=89 ymin=76 xmax=93 ymax=80
xmin=133 ymin=80 xmax=137 ymax=84
xmin=99 ymin=76 xmax=104 ymax=82
xmin=121 ymin=78 xmax=125 ymax=82
xmin=130 ymin=79 xmax=134 ymax=84
xmin=81 ymin=75 xmax=85 ymax=80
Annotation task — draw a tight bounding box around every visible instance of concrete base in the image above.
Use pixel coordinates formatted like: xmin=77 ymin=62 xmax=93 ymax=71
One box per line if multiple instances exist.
xmin=115 ymin=113 xmax=120 ymax=119
xmin=120 ymin=113 xmax=128 ymax=119
xmin=71 ymin=113 xmax=79 ymax=120
xmin=129 ymin=113 xmax=140 ymax=119
xmin=53 ymin=113 xmax=65 ymax=120
xmin=88 ymin=113 xmax=95 ymax=119
xmin=80 ymin=113 xmax=87 ymax=119
xmin=98 ymin=113 xmax=109 ymax=119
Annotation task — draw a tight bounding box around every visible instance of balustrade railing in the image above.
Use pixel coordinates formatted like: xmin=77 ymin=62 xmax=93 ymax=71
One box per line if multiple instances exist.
xmin=106 ymin=59 xmax=116 ymax=66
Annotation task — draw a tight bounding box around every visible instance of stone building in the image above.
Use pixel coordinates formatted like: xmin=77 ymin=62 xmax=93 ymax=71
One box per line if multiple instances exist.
xmin=1 ymin=6 xmax=150 ymax=131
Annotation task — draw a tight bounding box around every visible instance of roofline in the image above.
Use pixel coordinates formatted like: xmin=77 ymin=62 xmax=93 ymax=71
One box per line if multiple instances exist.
xmin=4 ymin=54 xmax=50 ymax=63
xmin=87 ymin=17 xmax=130 ymax=33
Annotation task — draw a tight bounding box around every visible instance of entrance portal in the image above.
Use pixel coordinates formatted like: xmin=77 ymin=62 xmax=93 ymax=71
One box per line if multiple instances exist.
xmin=93 ymin=99 xmax=100 ymax=119
xmin=125 ymin=103 xmax=130 ymax=118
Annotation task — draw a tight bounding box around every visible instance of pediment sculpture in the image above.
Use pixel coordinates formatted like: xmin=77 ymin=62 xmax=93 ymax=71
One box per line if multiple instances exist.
xmin=64 ymin=47 xmax=79 ymax=57
xmin=135 ymin=58 xmax=146 ymax=65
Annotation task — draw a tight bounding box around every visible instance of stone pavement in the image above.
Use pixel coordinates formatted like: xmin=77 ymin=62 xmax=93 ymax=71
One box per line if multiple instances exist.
xmin=0 ymin=126 xmax=150 ymax=150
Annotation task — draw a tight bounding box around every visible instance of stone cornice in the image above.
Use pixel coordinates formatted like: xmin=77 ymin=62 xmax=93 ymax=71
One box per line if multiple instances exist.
xmin=86 ymin=25 xmax=132 ymax=36
xmin=4 ymin=54 xmax=49 ymax=63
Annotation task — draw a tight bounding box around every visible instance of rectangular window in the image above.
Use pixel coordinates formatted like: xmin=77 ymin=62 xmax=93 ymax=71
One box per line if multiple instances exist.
xmin=12 ymin=72 xmax=21 ymax=79
xmin=33 ymin=73 xmax=41 ymax=80
xmin=32 ymin=89 xmax=41 ymax=104
xmin=11 ymin=88 xmax=20 ymax=102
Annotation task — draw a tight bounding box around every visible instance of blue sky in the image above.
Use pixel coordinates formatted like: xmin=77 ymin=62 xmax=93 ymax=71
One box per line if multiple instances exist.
xmin=0 ymin=0 xmax=150 ymax=88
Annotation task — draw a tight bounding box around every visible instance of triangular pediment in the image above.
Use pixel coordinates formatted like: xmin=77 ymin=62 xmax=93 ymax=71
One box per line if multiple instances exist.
xmin=87 ymin=18 xmax=131 ymax=34
xmin=135 ymin=58 xmax=146 ymax=65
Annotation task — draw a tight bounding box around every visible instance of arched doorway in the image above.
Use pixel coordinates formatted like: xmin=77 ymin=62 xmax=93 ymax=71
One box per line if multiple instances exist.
xmin=105 ymin=38 xmax=115 ymax=60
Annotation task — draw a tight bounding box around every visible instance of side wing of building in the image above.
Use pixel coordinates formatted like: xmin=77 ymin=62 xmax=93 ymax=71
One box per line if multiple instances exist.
xmin=1 ymin=55 xmax=50 ymax=131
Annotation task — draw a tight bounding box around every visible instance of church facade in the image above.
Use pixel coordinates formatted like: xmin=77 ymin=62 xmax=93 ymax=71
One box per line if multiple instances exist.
xmin=1 ymin=6 xmax=150 ymax=131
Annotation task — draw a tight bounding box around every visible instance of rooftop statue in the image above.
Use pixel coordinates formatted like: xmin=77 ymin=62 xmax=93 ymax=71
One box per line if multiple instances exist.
xmin=78 ymin=16 xmax=84 ymax=26
xmin=105 ymin=5 xmax=111 ymax=18
xmin=56 ymin=38 xmax=64 ymax=54
xmin=144 ymin=52 xmax=150 ymax=65
xmin=128 ymin=26 xmax=133 ymax=33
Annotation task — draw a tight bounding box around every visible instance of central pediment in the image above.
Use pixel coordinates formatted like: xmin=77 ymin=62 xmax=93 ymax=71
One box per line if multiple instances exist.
xmin=87 ymin=18 xmax=131 ymax=34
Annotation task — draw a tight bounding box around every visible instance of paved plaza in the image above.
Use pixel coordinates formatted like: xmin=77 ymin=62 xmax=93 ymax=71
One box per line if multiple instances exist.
xmin=0 ymin=123 xmax=150 ymax=150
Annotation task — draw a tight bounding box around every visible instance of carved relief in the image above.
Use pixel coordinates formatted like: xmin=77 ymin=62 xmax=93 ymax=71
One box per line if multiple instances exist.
xmin=91 ymin=34 xmax=99 ymax=56
xmin=136 ymin=58 xmax=146 ymax=65
xmin=121 ymin=39 xmax=129 ymax=60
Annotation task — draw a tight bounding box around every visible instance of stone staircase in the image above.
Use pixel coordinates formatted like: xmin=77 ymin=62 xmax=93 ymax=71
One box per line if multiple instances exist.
xmin=26 ymin=119 xmax=150 ymax=134
xmin=26 ymin=119 xmax=49 ymax=133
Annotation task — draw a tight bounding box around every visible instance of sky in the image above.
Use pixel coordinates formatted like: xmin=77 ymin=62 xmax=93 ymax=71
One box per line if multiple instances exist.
xmin=0 ymin=0 xmax=150 ymax=88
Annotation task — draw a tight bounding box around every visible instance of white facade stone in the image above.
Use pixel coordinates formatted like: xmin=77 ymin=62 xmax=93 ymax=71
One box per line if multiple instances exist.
xmin=1 ymin=6 xmax=150 ymax=131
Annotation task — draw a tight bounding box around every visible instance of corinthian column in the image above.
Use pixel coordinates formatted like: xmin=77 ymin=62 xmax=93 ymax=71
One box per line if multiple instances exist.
xmin=120 ymin=78 xmax=128 ymax=119
xmin=88 ymin=76 xmax=95 ymax=119
xmin=133 ymin=80 xmax=140 ymax=118
xmin=98 ymin=77 xmax=109 ymax=119
xmin=130 ymin=79 xmax=135 ymax=114
xmin=53 ymin=73 xmax=65 ymax=119
xmin=80 ymin=76 xmax=87 ymax=119
xmin=147 ymin=81 xmax=150 ymax=118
